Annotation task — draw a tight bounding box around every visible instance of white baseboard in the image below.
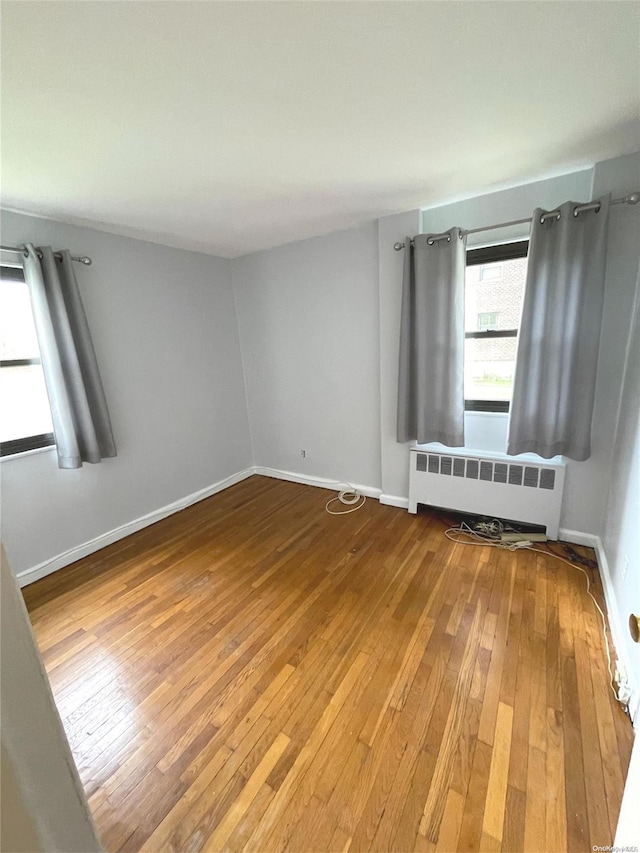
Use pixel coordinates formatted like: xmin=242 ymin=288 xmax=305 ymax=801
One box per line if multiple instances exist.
xmin=16 ymin=468 xmax=255 ymax=588
xmin=253 ymin=466 xmax=382 ymax=500
xmin=593 ymin=538 xmax=639 ymax=725
xmin=560 ymin=528 xmax=638 ymax=725
xmin=379 ymin=494 xmax=409 ymax=509
xmin=558 ymin=528 xmax=600 ymax=548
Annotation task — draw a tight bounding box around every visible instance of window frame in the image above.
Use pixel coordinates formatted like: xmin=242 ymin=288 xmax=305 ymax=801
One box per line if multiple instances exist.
xmin=0 ymin=265 xmax=55 ymax=457
xmin=477 ymin=311 xmax=499 ymax=332
xmin=479 ymin=264 xmax=503 ymax=281
xmin=464 ymin=240 xmax=528 ymax=414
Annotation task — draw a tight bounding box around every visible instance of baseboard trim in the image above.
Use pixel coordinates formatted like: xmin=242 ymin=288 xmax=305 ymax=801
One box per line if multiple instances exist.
xmin=253 ymin=466 xmax=382 ymax=499
xmin=558 ymin=528 xmax=600 ymax=548
xmin=16 ymin=467 xmax=255 ymax=588
xmin=560 ymin=528 xmax=638 ymax=724
xmin=379 ymin=494 xmax=409 ymax=509
xmin=593 ymin=537 xmax=639 ymax=725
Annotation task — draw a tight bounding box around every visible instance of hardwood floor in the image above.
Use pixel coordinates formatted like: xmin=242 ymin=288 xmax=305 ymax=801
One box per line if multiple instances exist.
xmin=23 ymin=475 xmax=633 ymax=853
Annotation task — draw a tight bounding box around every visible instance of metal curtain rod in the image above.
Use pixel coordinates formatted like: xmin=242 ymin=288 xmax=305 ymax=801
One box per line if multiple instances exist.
xmin=392 ymin=190 xmax=640 ymax=250
xmin=0 ymin=245 xmax=93 ymax=265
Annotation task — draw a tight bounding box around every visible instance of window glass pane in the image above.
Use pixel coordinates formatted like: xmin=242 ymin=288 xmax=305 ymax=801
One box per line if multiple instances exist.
xmin=477 ymin=312 xmax=498 ymax=331
xmin=465 ymin=256 xmax=527 ymax=333
xmin=0 ymin=277 xmax=40 ymax=359
xmin=464 ymin=337 xmax=517 ymax=401
xmin=0 ymin=365 xmax=53 ymax=442
xmin=480 ymin=264 xmax=502 ymax=280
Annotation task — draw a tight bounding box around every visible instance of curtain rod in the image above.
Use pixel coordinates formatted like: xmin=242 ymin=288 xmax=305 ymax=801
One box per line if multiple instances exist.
xmin=393 ymin=191 xmax=640 ymax=250
xmin=0 ymin=245 xmax=93 ymax=265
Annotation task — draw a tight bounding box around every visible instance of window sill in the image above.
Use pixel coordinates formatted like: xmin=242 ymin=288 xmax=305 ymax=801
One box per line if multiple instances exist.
xmin=0 ymin=444 xmax=55 ymax=462
xmin=465 ymin=409 xmax=509 ymax=418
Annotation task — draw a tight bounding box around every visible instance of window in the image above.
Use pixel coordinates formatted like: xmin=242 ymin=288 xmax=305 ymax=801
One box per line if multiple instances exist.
xmin=0 ymin=267 xmax=54 ymax=456
xmin=477 ymin=312 xmax=499 ymax=331
xmin=479 ymin=264 xmax=502 ymax=281
xmin=464 ymin=241 xmax=528 ymax=412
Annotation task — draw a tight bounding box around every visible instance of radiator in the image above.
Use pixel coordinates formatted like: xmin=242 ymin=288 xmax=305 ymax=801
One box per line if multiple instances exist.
xmin=408 ymin=448 xmax=565 ymax=539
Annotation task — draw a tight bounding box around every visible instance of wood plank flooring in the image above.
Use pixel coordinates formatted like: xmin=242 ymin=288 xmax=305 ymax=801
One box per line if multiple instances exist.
xmin=23 ymin=475 xmax=633 ymax=852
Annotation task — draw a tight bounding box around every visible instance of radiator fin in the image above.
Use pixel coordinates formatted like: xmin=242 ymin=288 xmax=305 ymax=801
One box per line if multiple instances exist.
xmin=479 ymin=461 xmax=493 ymax=482
xmin=415 ymin=453 xmax=557 ymax=494
xmin=508 ymin=465 xmax=523 ymax=486
xmin=466 ymin=459 xmax=479 ymax=479
xmin=493 ymin=463 xmax=508 ymax=484
xmin=539 ymin=469 xmax=556 ymax=490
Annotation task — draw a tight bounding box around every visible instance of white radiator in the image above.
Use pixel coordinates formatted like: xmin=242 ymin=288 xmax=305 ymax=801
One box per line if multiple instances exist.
xmin=408 ymin=447 xmax=565 ymax=539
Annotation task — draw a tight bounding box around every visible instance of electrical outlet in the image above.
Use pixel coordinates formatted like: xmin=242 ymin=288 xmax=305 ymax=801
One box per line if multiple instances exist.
xmin=614 ymin=662 xmax=631 ymax=707
xmin=615 ymin=661 xmax=628 ymax=687
xmin=617 ymin=681 xmax=632 ymax=706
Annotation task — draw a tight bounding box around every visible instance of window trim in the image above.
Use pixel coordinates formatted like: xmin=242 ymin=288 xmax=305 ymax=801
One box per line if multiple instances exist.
xmin=1 ymin=433 xmax=55 ymax=457
xmin=464 ymin=240 xmax=528 ymax=413
xmin=0 ymin=265 xmax=56 ymax=458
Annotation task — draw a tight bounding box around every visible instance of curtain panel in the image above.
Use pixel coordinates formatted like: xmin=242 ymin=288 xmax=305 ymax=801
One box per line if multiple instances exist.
xmin=397 ymin=228 xmax=466 ymax=447
xmin=23 ymin=244 xmax=116 ymax=469
xmin=507 ymin=196 xmax=611 ymax=461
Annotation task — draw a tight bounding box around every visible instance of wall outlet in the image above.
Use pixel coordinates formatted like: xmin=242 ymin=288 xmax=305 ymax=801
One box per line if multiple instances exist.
xmin=615 ymin=661 xmax=628 ymax=687
xmin=614 ymin=662 xmax=631 ymax=707
xmin=617 ymin=681 xmax=632 ymax=706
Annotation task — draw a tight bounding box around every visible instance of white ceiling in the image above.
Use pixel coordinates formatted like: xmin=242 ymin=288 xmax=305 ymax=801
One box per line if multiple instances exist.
xmin=2 ymin=2 xmax=639 ymax=258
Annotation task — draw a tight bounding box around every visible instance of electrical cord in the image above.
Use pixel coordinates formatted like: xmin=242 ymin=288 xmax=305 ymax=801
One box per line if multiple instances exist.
xmin=324 ymin=482 xmax=366 ymax=515
xmin=444 ymin=522 xmax=626 ymax=710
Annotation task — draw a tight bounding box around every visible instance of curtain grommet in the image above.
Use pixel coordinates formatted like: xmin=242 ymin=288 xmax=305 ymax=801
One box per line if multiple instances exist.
xmin=447 ymin=236 xmax=451 ymax=242
xmin=427 ymin=239 xmax=434 ymax=246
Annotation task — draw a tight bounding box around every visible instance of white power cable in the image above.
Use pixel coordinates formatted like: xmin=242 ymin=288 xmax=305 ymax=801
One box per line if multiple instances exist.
xmin=444 ymin=523 xmax=626 ymax=709
xmin=324 ymin=482 xmax=366 ymax=515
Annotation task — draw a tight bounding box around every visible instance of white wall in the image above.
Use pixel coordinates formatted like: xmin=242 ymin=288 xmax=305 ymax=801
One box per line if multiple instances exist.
xmin=1 ymin=210 xmax=252 ymax=579
xmin=615 ymin=734 xmax=640 ymax=846
xmin=597 ymin=155 xmax=640 ymax=718
xmin=233 ymin=222 xmax=381 ymax=491
xmin=602 ymin=278 xmax=640 ymax=717
xmin=1 ymin=546 xmax=101 ymax=852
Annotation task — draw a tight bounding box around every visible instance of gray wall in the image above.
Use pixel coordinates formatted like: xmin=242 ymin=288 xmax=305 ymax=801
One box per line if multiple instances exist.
xmin=233 ymin=221 xmax=381 ymax=490
xmin=596 ymin=153 xmax=640 ymax=713
xmin=1 ymin=210 xmax=252 ymax=577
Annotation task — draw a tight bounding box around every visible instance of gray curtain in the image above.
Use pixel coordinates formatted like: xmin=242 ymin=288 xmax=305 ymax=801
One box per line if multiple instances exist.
xmin=397 ymin=228 xmax=466 ymax=446
xmin=507 ymin=196 xmax=610 ymax=460
xmin=23 ymin=244 xmax=116 ymax=469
